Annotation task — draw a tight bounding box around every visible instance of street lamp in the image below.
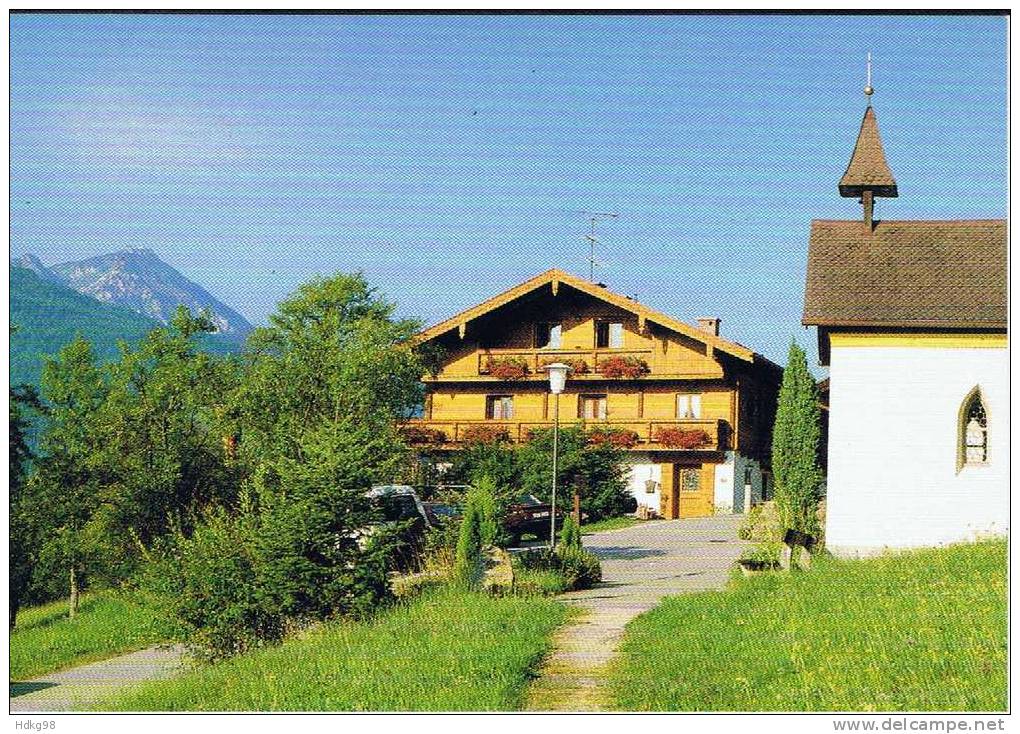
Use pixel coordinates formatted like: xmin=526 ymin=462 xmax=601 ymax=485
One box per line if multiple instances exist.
xmin=542 ymin=362 xmax=571 ymax=549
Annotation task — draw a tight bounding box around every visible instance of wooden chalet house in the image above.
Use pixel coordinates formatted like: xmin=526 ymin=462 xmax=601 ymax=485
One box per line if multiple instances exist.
xmin=405 ymin=269 xmax=782 ymax=518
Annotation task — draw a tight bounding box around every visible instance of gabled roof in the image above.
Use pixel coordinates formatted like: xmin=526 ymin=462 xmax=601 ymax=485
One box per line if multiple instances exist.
xmin=803 ymin=219 xmax=1007 ymax=329
xmin=416 ymin=268 xmax=759 ymax=363
xmin=838 ymin=106 xmax=898 ymax=198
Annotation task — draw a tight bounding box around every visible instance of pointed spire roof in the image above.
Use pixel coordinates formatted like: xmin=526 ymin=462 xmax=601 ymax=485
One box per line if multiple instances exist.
xmin=838 ymin=105 xmax=898 ymax=198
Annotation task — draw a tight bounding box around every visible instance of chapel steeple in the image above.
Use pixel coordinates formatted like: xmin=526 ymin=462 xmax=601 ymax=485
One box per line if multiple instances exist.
xmin=838 ymin=53 xmax=897 ymax=232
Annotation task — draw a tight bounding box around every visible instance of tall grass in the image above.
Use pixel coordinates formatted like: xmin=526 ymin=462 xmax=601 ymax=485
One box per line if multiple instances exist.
xmin=101 ymin=588 xmax=567 ymax=711
xmin=11 ymin=592 xmax=168 ymax=680
xmin=609 ymin=539 xmax=1006 ymax=712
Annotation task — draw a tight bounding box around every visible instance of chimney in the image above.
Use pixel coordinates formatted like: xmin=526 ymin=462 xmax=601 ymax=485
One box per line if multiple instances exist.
xmin=696 ymin=317 xmax=720 ymax=336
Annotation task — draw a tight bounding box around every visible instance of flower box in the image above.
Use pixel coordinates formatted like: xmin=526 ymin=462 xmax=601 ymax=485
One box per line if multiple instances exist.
xmin=399 ymin=426 xmax=447 ymax=445
xmin=460 ymin=424 xmax=512 ymax=444
xmin=598 ymin=355 xmax=649 ymax=379
xmin=485 ymin=357 xmax=530 ymax=381
xmin=541 ymin=357 xmax=590 ymax=375
xmin=654 ymin=427 xmax=711 ymax=449
xmin=588 ymin=428 xmax=640 ymax=449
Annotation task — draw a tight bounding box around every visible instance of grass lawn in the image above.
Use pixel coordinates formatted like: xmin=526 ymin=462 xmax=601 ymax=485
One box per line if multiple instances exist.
xmin=11 ymin=592 xmax=169 ymax=681
xmin=101 ymin=588 xmax=567 ymax=711
xmin=581 ymin=515 xmax=640 ymax=535
xmin=609 ymin=539 xmax=1006 ymax=712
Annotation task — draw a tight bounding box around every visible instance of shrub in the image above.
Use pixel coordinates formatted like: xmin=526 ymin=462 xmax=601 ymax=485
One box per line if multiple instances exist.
xmin=460 ymin=424 xmax=512 ymax=445
xmin=599 ymin=356 xmax=649 ymax=379
xmin=513 ymin=568 xmax=567 ymax=597
xmin=772 ymin=342 xmax=824 ymax=537
xmin=556 ymin=547 xmax=602 ymax=590
xmin=588 ymin=427 xmax=640 ymax=449
xmin=738 ymin=501 xmax=783 ymax=542
xmin=738 ymin=543 xmax=782 ymax=566
xmin=514 ymin=545 xmax=602 ymax=591
xmin=485 ymin=357 xmax=530 ymax=381
xmin=399 ymin=426 xmax=447 ymax=445
xmin=454 ymin=494 xmax=484 ymax=588
xmin=655 ymin=427 xmax=711 ymax=449
xmin=559 ymin=515 xmax=582 ymax=549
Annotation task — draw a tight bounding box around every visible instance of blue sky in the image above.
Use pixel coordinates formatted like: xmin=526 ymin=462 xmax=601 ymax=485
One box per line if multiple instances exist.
xmin=9 ymin=13 xmax=1007 ymax=367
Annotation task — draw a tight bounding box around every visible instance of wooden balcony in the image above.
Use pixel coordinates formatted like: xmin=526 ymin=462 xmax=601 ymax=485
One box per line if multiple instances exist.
xmin=400 ymin=417 xmax=728 ymax=452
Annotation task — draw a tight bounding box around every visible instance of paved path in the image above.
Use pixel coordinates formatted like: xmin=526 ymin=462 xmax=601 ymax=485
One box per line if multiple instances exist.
xmin=10 ymin=645 xmax=187 ymax=712
xmin=525 ymin=516 xmax=746 ymax=711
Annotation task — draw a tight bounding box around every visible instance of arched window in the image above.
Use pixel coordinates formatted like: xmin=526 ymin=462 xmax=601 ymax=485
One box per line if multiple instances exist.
xmin=959 ymin=388 xmax=988 ymax=470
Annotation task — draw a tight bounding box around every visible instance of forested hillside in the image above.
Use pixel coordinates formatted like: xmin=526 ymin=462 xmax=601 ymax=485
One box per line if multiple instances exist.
xmin=10 ymin=266 xmax=234 ymax=387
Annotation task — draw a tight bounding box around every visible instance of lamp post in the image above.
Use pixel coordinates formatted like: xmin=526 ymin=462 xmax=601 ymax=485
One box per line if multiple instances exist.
xmin=542 ymin=362 xmax=571 ymax=549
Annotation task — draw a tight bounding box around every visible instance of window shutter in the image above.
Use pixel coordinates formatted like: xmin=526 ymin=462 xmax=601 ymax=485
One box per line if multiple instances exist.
xmin=609 ymin=322 xmax=624 ymax=348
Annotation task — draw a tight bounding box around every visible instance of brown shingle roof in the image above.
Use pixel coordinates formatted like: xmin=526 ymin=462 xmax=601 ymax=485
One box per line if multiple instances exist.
xmin=838 ymin=106 xmax=898 ymax=198
xmin=803 ymin=219 xmax=1007 ymax=328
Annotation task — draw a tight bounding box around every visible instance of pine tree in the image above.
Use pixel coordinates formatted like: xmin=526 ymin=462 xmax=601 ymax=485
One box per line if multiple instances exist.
xmin=771 ymin=342 xmax=824 ymax=538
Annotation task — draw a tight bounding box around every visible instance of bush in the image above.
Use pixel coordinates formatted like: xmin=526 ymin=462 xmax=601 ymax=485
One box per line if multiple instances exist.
xmin=454 ymin=494 xmax=484 ymax=588
xmin=513 ymin=568 xmax=567 ymax=597
xmin=556 ymin=546 xmax=602 ymax=590
xmin=738 ymin=501 xmax=783 ymax=542
xmin=559 ymin=515 xmax=582 ymax=549
xmin=514 ymin=545 xmax=602 ymax=591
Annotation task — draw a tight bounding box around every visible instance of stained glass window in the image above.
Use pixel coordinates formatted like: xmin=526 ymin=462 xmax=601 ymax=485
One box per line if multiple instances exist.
xmin=963 ymin=392 xmax=988 ymax=464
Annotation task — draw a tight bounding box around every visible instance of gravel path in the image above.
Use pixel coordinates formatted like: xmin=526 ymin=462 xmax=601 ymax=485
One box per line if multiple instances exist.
xmin=10 ymin=645 xmax=187 ymax=712
xmin=525 ymin=516 xmax=747 ymax=711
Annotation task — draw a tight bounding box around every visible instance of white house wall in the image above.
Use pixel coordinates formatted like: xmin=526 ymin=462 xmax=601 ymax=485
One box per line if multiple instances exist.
xmin=826 ymin=344 xmax=1008 ymax=555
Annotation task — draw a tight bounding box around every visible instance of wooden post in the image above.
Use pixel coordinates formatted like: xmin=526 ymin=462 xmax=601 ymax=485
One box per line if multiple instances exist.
xmin=573 ymin=491 xmax=581 ymax=524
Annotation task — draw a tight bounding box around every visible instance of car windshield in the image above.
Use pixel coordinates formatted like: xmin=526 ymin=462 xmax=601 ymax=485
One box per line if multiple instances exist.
xmin=515 ymin=494 xmax=543 ymax=506
xmin=377 ymin=495 xmax=419 ymax=522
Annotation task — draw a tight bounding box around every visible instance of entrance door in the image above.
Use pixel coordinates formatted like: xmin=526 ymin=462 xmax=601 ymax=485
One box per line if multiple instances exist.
xmin=658 ymin=463 xmax=715 ymax=519
xmin=677 ymin=464 xmax=714 ymax=518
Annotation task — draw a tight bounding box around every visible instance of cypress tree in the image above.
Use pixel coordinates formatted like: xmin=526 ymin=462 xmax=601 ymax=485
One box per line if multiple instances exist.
xmin=771 ymin=342 xmax=824 ymax=538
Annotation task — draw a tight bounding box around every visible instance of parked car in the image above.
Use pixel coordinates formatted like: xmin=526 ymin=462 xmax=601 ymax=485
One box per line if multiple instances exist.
xmin=424 ymin=493 xmax=566 ymax=547
xmin=505 ymin=494 xmax=566 ymax=546
xmin=365 ymin=485 xmax=432 ymax=570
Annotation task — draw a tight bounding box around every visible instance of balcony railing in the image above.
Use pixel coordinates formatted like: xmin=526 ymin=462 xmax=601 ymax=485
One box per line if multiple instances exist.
xmin=475 ymin=347 xmax=655 ymax=378
xmin=400 ymin=418 xmax=727 ymax=452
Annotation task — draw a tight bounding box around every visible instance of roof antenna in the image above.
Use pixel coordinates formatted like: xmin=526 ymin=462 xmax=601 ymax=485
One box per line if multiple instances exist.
xmin=576 ymin=211 xmax=619 ymax=281
xmin=864 ymin=51 xmax=874 ymax=103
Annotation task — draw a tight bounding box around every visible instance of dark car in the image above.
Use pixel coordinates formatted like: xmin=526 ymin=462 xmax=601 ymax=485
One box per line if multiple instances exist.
xmin=422 ymin=492 xmax=567 ymax=547
xmin=505 ymin=494 xmax=566 ymax=546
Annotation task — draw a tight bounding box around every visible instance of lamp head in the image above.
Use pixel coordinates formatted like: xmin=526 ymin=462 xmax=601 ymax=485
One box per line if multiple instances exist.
xmin=542 ymin=362 xmax=571 ymax=394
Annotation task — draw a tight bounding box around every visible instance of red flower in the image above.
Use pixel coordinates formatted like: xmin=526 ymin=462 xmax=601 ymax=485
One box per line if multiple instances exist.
xmin=588 ymin=428 xmax=640 ymax=449
xmin=598 ymin=356 xmax=649 ymax=379
xmin=654 ymin=427 xmax=711 ymax=449
xmin=461 ymin=424 xmax=512 ymax=444
xmin=486 ymin=357 xmax=530 ymax=381
xmin=400 ymin=426 xmax=447 ymax=445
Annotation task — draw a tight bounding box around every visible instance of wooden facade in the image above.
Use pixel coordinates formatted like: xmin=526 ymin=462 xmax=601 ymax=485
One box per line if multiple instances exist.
xmin=408 ymin=269 xmax=782 ymax=518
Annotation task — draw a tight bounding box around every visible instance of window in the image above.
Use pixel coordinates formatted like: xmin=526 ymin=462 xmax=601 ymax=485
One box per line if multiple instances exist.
xmin=535 ymin=323 xmax=562 ymax=349
xmin=677 ymin=393 xmax=702 ymax=419
xmin=579 ymin=394 xmax=608 ymax=420
xmin=678 ymin=467 xmax=700 ymax=493
xmin=595 ymin=321 xmax=624 ymax=349
xmin=744 ymin=467 xmax=753 ymax=488
xmin=486 ymin=395 xmax=514 ymax=420
xmin=960 ymin=388 xmax=988 ymax=467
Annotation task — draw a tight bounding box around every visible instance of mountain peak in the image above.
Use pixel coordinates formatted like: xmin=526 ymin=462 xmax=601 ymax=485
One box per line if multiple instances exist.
xmin=48 ymin=249 xmax=253 ymax=339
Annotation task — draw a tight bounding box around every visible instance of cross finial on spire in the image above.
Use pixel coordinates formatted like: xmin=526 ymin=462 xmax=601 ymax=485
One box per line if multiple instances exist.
xmin=864 ymin=52 xmax=874 ymax=101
